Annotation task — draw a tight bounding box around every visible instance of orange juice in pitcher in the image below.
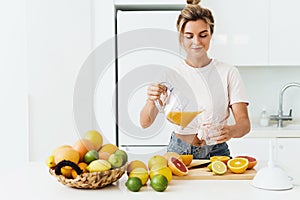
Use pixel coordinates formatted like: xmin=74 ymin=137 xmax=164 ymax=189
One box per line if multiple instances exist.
xmin=167 ymin=111 xmax=203 ymax=128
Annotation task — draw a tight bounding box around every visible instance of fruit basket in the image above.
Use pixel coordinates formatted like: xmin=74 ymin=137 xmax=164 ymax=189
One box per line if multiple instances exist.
xmin=49 ymin=163 xmax=127 ymax=189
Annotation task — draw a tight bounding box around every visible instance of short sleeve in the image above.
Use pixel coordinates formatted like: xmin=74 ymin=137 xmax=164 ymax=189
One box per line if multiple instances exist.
xmin=228 ymin=67 xmax=249 ymax=106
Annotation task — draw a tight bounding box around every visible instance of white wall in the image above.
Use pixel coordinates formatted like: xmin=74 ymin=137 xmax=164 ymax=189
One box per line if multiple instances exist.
xmin=26 ymin=0 xmax=93 ymax=161
xmin=0 ymin=1 xmax=28 ymax=170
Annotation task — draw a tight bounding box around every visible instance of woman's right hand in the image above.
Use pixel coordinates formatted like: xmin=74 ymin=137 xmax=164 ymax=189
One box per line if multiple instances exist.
xmin=147 ymin=83 xmax=167 ymax=105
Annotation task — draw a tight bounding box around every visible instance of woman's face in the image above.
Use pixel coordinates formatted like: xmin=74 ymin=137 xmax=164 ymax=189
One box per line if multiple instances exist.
xmin=181 ymin=19 xmax=212 ymax=59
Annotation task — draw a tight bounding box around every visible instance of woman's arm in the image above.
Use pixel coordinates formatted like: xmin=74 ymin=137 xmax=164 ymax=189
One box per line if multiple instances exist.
xmin=140 ymin=100 xmax=159 ymax=128
xmin=218 ymin=102 xmax=250 ymax=143
xmin=140 ymin=83 xmax=167 ymax=128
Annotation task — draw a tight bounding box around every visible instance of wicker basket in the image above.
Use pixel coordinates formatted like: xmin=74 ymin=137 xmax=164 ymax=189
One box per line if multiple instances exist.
xmin=49 ymin=163 xmax=127 ymax=189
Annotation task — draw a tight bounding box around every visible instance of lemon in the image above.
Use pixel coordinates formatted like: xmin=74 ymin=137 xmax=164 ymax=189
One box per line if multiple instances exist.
xmin=125 ymin=177 xmax=142 ymax=192
xmin=150 ymin=164 xmax=172 ymax=183
xmin=129 ymin=167 xmax=149 ymax=185
xmin=86 ymin=160 xmax=111 ymax=172
xmin=211 ymin=161 xmax=227 ymax=175
xmin=46 ymin=155 xmax=56 ymax=168
xmin=150 ymin=174 xmax=168 ymax=192
xmin=207 ymin=163 xmax=212 ymax=171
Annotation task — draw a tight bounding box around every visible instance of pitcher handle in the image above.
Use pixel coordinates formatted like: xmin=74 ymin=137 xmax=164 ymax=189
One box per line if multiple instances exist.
xmin=154 ymin=82 xmax=173 ymax=113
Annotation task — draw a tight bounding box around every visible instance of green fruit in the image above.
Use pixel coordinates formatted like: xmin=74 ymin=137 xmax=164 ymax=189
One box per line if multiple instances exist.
xmin=125 ymin=177 xmax=142 ymax=192
xmin=108 ymin=153 xmax=123 ymax=168
xmin=84 ymin=150 xmax=99 ymax=164
xmin=150 ymin=174 xmax=168 ymax=192
xmin=114 ymin=149 xmax=128 ymax=165
xmin=86 ymin=160 xmax=111 ymax=172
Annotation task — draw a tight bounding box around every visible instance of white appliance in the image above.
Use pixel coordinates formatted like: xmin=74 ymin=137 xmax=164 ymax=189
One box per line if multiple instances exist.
xmin=116 ymin=10 xmax=182 ymax=162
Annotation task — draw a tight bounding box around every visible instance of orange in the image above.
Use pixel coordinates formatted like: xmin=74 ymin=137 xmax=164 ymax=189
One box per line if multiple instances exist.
xmin=150 ymin=164 xmax=172 ymax=183
xmin=72 ymin=139 xmax=96 ymax=161
xmin=210 ymin=156 xmax=230 ymax=164
xmin=61 ymin=166 xmax=73 ymax=178
xmin=180 ymin=154 xmax=193 ymax=166
xmin=71 ymin=162 xmax=88 ymax=179
xmin=54 ymin=147 xmax=80 ymax=165
xmin=167 ymin=156 xmax=188 ymax=176
xmin=127 ymin=160 xmax=147 ymax=174
xmin=227 ymin=158 xmax=249 ymax=174
xmin=148 ymin=155 xmax=167 ymax=170
xmin=236 ymin=156 xmax=257 ymax=169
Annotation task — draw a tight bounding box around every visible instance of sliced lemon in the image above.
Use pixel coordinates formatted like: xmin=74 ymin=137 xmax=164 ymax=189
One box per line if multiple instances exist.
xmin=211 ymin=161 xmax=227 ymax=175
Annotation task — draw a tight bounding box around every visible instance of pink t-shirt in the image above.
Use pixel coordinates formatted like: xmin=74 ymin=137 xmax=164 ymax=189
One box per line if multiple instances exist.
xmin=162 ymin=58 xmax=249 ymax=134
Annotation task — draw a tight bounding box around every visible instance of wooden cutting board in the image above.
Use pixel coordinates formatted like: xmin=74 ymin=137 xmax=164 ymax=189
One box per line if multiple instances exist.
xmin=173 ymin=160 xmax=256 ymax=180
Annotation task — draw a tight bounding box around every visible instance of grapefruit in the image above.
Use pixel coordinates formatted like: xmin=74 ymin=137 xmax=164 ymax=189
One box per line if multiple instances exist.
xmin=83 ymin=130 xmax=103 ymax=151
xmin=52 ymin=145 xmax=72 ymax=155
xmin=236 ymin=156 xmax=257 ymax=169
xmin=227 ymin=158 xmax=249 ymax=174
xmin=148 ymin=155 xmax=167 ymax=170
xmin=127 ymin=160 xmax=148 ymax=174
xmin=163 ymin=152 xmax=182 ymax=161
xmin=54 ymin=147 xmax=80 ymax=164
xmin=168 ymin=156 xmax=188 ymax=176
xmin=98 ymin=151 xmax=111 ymax=160
xmin=72 ymin=139 xmax=96 ymax=161
xmin=99 ymin=143 xmax=118 ymax=154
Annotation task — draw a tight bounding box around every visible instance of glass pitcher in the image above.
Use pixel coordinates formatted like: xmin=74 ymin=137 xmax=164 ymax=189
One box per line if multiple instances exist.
xmin=154 ymin=82 xmax=204 ymax=129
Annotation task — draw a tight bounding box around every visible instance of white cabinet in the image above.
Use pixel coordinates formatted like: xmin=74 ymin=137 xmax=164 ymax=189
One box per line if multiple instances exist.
xmin=202 ymin=0 xmax=269 ymax=66
xmin=276 ymin=138 xmax=300 ymax=185
xmin=269 ymin=0 xmax=300 ymax=65
xmin=227 ymin=138 xmax=270 ymax=162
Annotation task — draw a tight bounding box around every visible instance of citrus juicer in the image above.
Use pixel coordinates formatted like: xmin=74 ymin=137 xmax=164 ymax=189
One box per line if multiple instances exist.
xmin=154 ymin=82 xmax=204 ymax=129
xmin=251 ymin=139 xmax=293 ymax=190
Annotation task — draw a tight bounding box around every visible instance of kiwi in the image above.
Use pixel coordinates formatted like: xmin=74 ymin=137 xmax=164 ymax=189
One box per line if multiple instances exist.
xmin=55 ymin=160 xmax=82 ymax=176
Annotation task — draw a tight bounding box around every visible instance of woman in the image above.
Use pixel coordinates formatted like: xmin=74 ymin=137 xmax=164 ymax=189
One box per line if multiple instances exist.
xmin=140 ymin=0 xmax=250 ymax=159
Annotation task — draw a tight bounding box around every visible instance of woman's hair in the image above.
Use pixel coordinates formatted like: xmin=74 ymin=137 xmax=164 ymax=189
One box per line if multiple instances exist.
xmin=177 ymin=0 xmax=215 ymax=41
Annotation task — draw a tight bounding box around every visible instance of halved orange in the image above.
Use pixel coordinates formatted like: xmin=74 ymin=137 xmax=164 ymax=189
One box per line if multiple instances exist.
xmin=210 ymin=156 xmax=230 ymax=164
xmin=227 ymin=158 xmax=249 ymax=174
xmin=180 ymin=154 xmax=193 ymax=166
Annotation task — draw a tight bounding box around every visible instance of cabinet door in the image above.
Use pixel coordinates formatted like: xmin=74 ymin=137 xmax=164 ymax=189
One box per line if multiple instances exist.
xmin=202 ymin=0 xmax=269 ymax=66
xmin=269 ymin=0 xmax=300 ymax=65
xmin=276 ymin=138 xmax=300 ymax=185
xmin=227 ymin=138 xmax=270 ymax=164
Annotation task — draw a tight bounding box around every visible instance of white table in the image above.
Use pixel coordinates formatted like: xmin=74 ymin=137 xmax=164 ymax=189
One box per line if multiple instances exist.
xmin=1 ymin=162 xmax=299 ymax=200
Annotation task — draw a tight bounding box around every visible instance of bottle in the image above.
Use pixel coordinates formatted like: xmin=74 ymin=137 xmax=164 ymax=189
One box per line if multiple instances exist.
xmin=260 ymin=109 xmax=269 ymax=127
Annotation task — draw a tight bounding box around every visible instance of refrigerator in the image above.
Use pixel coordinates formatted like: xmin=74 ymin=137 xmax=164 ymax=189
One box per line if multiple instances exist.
xmin=116 ymin=10 xmax=181 ymax=162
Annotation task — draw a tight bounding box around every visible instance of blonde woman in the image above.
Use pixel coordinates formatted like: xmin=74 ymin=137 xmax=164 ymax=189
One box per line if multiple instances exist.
xmin=140 ymin=0 xmax=250 ymax=159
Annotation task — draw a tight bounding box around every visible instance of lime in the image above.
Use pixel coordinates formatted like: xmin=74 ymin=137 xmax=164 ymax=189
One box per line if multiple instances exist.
xmin=84 ymin=150 xmax=99 ymax=164
xmin=211 ymin=161 xmax=227 ymax=175
xmin=108 ymin=153 xmax=123 ymax=168
xmin=150 ymin=174 xmax=168 ymax=192
xmin=125 ymin=177 xmax=142 ymax=192
xmin=114 ymin=149 xmax=128 ymax=165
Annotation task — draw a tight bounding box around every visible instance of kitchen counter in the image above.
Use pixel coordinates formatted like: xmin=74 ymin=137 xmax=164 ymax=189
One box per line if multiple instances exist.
xmin=1 ymin=162 xmax=299 ymax=200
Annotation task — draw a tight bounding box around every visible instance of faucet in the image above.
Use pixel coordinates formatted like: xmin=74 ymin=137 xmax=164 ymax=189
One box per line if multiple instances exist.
xmin=270 ymin=82 xmax=300 ymax=128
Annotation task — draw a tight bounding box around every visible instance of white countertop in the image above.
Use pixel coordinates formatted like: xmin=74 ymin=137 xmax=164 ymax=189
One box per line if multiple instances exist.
xmin=1 ymin=162 xmax=299 ymax=200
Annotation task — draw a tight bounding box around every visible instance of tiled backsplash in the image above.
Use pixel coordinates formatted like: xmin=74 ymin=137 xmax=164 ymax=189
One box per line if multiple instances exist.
xmin=237 ymin=66 xmax=300 ymax=125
